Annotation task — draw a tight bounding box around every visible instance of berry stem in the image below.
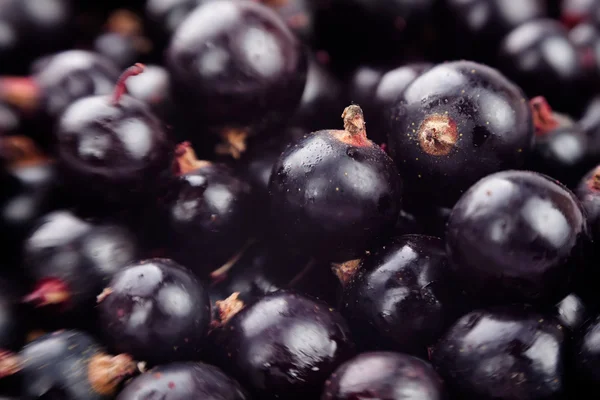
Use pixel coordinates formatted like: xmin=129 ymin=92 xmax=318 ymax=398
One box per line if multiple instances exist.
xmin=211 ymin=292 xmax=245 ymax=328
xmin=530 ymin=96 xmax=559 ymax=136
xmin=112 ymin=63 xmax=145 ymax=105
xmin=23 ymin=278 xmax=70 ymax=307
xmin=0 ymin=350 xmax=21 ymax=378
xmin=173 ymin=142 xmax=212 ymax=176
xmin=342 ymin=105 xmax=367 ymax=137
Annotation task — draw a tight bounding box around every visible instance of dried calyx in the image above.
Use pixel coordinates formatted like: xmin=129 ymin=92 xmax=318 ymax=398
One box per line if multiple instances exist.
xmin=23 ymin=278 xmax=70 ymax=308
xmin=331 ymin=259 xmax=362 ymax=287
xmin=215 ymin=129 xmax=249 ymax=160
xmin=588 ymin=166 xmax=600 ymax=192
xmin=333 ymin=104 xmax=371 ymax=147
xmin=529 ymin=96 xmax=573 ymax=136
xmin=0 ymin=77 xmax=40 ymax=113
xmin=417 ymin=114 xmax=458 ymax=156
xmin=173 ymin=141 xmax=212 ymax=176
xmin=212 ymin=292 xmax=245 ymax=328
xmin=88 ymin=353 xmax=138 ymax=396
xmin=0 ymin=135 xmax=50 ymax=167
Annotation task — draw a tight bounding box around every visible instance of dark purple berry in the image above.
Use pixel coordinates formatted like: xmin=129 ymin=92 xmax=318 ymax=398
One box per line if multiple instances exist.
xmin=444 ymin=0 xmax=547 ymax=62
xmin=340 ymin=235 xmax=470 ymax=357
xmin=164 ymin=142 xmax=254 ymax=277
xmin=116 ymin=362 xmax=249 ymax=400
xmin=447 ymin=170 xmax=589 ymax=306
xmin=123 ymin=64 xmax=173 ymax=124
xmin=22 ymin=210 xmax=138 ymax=315
xmin=166 ymin=0 xmax=307 ymax=158
xmin=574 ymin=314 xmax=600 ymax=389
xmin=431 ymin=307 xmax=567 ymax=400
xmin=291 ymin=56 xmax=345 ymax=132
xmin=269 ymin=105 xmax=402 ymax=261
xmin=97 ymin=258 xmax=211 ymax=365
xmin=322 ymin=351 xmax=447 ymax=400
xmin=55 ymin=64 xmax=171 ymax=209
xmin=580 ymin=96 xmax=600 ymax=155
xmin=498 ymin=19 xmax=586 ymax=114
xmin=211 ymin=291 xmax=355 ymax=399
xmin=561 ymin=0 xmax=600 ymax=28
xmin=554 ymin=293 xmax=589 ymax=332
xmin=19 ymin=330 xmax=137 ymax=400
xmin=387 ymin=61 xmax=533 ymax=209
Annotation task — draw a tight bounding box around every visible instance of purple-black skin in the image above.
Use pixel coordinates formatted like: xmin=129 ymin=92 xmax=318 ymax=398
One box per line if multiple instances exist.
xmin=211 ymin=290 xmax=355 ymax=400
xmin=528 ymin=123 xmax=592 ymax=188
xmin=498 ymin=19 xmax=586 ymax=114
xmin=164 ymin=163 xmax=254 ymax=277
xmin=0 ymin=0 xmax=73 ymax=75
xmin=576 ymin=166 xmax=600 ymax=240
xmin=322 ymin=352 xmax=447 ymax=400
xmin=33 ymin=50 xmax=120 ymax=124
xmin=55 ymin=94 xmax=172 ymax=208
xmin=269 ymin=129 xmax=402 ymax=262
xmin=341 ymin=235 xmax=470 ymax=358
xmin=166 ymin=0 xmax=308 ymax=139
xmin=387 ymin=60 xmax=533 ymax=209
xmin=570 ymin=22 xmax=600 ymax=90
xmin=580 ymin=96 xmax=600 ymax=156
xmin=123 ymin=65 xmax=173 ymax=124
xmin=431 ymin=307 xmax=567 ymax=400
xmin=97 ymin=258 xmax=211 ymax=365
xmin=574 ymin=315 xmax=600 ymax=389
xmin=447 ymin=170 xmax=589 ymax=306
xmin=23 ymin=210 xmax=138 ymax=314
xmin=554 ymin=293 xmax=589 ymax=332
xmin=444 ymin=0 xmax=547 ymax=62
xmin=291 ymin=57 xmax=345 ymax=132
xmin=116 ymin=362 xmax=249 ymax=400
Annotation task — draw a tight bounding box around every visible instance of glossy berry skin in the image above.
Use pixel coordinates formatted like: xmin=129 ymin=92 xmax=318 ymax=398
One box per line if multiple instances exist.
xmin=291 ymin=57 xmax=345 ymax=132
xmin=574 ymin=315 xmax=600 ymax=389
xmin=569 ymin=23 xmax=600 ymax=90
xmin=576 ymin=166 xmax=600 ymax=241
xmin=211 ymin=291 xmax=355 ymax=399
xmin=554 ymin=293 xmax=589 ymax=332
xmin=33 ymin=50 xmax=120 ymax=125
xmin=123 ymin=65 xmax=173 ymax=124
xmin=529 ymin=122 xmax=592 ymax=188
xmin=0 ymin=0 xmax=73 ymax=74
xmin=432 ymin=307 xmax=567 ymax=400
xmin=269 ymin=116 xmax=402 ymax=262
xmin=498 ymin=20 xmax=586 ymax=114
xmin=116 ymin=362 xmax=249 ymax=400
xmin=0 ymin=280 xmax=23 ymax=351
xmin=23 ymin=210 xmax=138 ymax=313
xmin=20 ymin=330 xmax=134 ymax=400
xmin=342 ymin=235 xmax=469 ymax=357
xmin=447 ymin=170 xmax=589 ymax=306
xmin=387 ymin=61 xmax=533 ymax=209
xmin=97 ymin=258 xmax=211 ymax=365
xmin=55 ymin=94 xmax=171 ymax=208
xmin=444 ymin=0 xmax=547 ymax=62
xmin=165 ymin=163 xmax=254 ymax=277
xmin=580 ymin=96 xmax=600 ymax=155
xmin=166 ymin=0 xmax=308 ymax=140
xmin=322 ymin=352 xmax=447 ymax=400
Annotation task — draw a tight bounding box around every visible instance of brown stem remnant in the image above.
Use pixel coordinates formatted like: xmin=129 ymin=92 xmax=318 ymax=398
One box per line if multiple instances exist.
xmin=173 ymin=141 xmax=212 ymax=176
xmin=88 ymin=353 xmax=137 ymax=396
xmin=588 ymin=166 xmax=600 ymax=192
xmin=417 ymin=114 xmax=458 ymax=156
xmin=97 ymin=287 xmax=114 ymax=304
xmin=0 ymin=77 xmax=41 ymax=113
xmin=530 ymin=96 xmax=559 ymax=136
xmin=331 ymin=259 xmax=362 ymax=287
xmin=0 ymin=350 xmax=21 ymax=378
xmin=210 ymin=239 xmax=256 ymax=282
xmin=333 ymin=104 xmax=370 ymax=147
xmin=23 ymin=278 xmax=70 ymax=307
xmin=0 ymin=135 xmax=49 ymax=168
xmin=212 ymin=292 xmax=245 ymax=328
xmin=215 ymin=129 xmax=249 ymax=159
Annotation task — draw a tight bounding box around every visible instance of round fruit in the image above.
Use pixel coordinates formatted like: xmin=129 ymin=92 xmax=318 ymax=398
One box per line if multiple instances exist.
xmin=431 ymin=307 xmax=567 ymax=400
xmin=341 ymin=235 xmax=470 ymax=357
xmin=165 ymin=142 xmax=254 ymax=277
xmin=574 ymin=315 xmax=600 ymax=389
xmin=22 ymin=210 xmax=138 ymax=314
xmin=387 ymin=60 xmax=533 ymax=209
xmin=55 ymin=64 xmax=171 ymax=208
xmin=269 ymin=105 xmax=402 ymax=261
xmin=446 ymin=170 xmax=589 ymax=306
xmin=123 ymin=64 xmax=173 ymax=123
xmin=322 ymin=351 xmax=447 ymax=400
xmin=498 ymin=19 xmax=585 ymax=114
xmin=116 ymin=362 xmax=249 ymax=400
xmin=211 ymin=291 xmax=355 ymax=399
xmin=19 ymin=330 xmax=137 ymax=400
xmin=166 ymin=0 xmax=307 ymax=157
xmin=555 ymin=293 xmax=589 ymax=331
xmin=97 ymin=258 xmax=211 ymax=365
